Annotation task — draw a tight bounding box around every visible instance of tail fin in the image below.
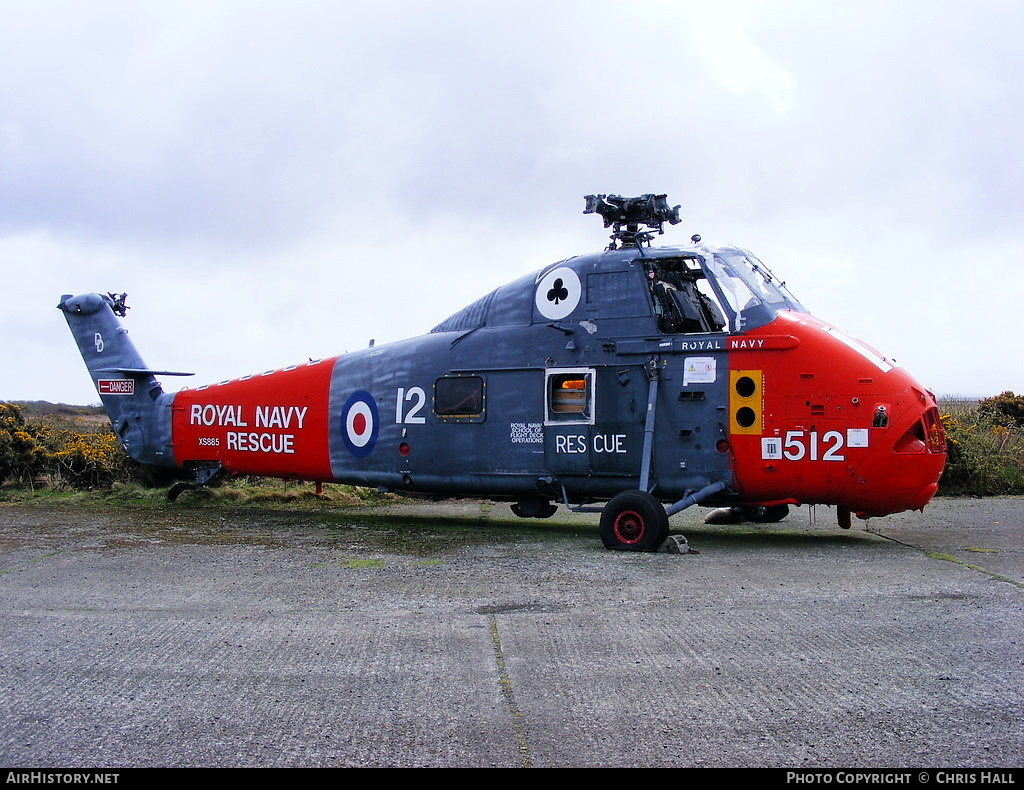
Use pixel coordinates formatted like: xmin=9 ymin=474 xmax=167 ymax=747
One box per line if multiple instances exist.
xmin=58 ymin=293 xmax=188 ymax=468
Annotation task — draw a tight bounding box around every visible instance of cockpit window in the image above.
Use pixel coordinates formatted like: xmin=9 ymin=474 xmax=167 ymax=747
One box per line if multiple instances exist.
xmin=645 ymin=257 xmax=727 ymax=334
xmin=700 ymin=253 xmax=806 ymax=333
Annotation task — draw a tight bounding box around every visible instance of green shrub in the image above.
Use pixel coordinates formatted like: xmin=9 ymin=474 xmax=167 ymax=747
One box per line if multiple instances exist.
xmin=0 ymin=402 xmax=47 ymax=484
xmin=977 ymin=391 xmax=1024 ymax=428
xmin=939 ymin=396 xmax=1024 ymax=496
xmin=0 ymin=402 xmax=138 ymax=489
xmin=40 ymin=427 xmax=139 ymax=488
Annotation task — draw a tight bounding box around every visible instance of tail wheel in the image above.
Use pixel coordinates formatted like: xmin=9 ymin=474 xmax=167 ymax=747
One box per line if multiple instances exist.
xmin=599 ymin=490 xmax=669 ymax=552
xmin=168 ymin=482 xmax=192 ymax=502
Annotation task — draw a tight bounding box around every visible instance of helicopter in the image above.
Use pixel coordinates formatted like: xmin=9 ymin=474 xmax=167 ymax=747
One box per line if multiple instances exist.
xmin=59 ymin=194 xmax=947 ymax=551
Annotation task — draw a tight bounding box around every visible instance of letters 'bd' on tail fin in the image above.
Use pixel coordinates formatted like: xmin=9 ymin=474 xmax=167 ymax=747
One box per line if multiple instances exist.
xmin=58 ymin=292 xmax=192 ymax=468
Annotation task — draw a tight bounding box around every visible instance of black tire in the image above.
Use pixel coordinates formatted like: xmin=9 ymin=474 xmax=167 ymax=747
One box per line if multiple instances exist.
xmin=599 ymin=490 xmax=669 ymax=552
xmin=511 ymin=497 xmax=559 ymax=519
xmin=168 ymin=482 xmax=192 ymax=502
xmin=743 ymin=504 xmax=789 ymax=523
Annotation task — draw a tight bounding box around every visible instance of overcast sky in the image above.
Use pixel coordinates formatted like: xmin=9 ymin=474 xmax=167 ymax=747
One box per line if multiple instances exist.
xmin=3 ymin=0 xmax=1022 ymax=405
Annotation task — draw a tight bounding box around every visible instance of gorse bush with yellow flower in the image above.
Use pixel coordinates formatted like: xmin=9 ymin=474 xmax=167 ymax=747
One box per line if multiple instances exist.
xmin=45 ymin=426 xmax=139 ymax=488
xmin=0 ymin=402 xmax=47 ymax=484
xmin=939 ymin=393 xmax=1024 ymax=495
xmin=0 ymin=402 xmax=138 ymax=489
xmin=0 ymin=402 xmax=382 ymax=504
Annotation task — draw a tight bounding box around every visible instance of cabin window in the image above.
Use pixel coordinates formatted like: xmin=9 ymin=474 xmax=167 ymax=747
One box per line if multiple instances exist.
xmin=434 ymin=375 xmax=485 ymax=422
xmin=545 ymin=368 xmax=595 ymax=425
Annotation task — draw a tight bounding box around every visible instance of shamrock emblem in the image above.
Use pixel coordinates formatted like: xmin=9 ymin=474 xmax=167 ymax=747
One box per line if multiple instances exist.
xmin=547 ymin=278 xmax=569 ymax=305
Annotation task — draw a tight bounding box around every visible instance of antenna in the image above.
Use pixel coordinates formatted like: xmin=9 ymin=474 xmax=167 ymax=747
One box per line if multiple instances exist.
xmin=583 ymin=193 xmax=681 ymax=249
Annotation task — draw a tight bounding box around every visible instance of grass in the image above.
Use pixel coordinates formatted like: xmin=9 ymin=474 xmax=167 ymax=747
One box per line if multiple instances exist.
xmin=310 ymin=557 xmax=387 ymax=569
xmin=0 ymin=475 xmax=395 ymax=512
xmin=926 ymin=549 xmax=1024 ymax=590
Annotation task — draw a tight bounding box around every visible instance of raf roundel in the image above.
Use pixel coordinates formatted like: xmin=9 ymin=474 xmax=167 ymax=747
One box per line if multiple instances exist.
xmin=341 ymin=390 xmax=380 ymax=458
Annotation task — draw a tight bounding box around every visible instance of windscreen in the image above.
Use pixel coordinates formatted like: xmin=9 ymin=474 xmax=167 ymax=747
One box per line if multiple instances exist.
xmin=700 ymin=252 xmax=806 ymax=333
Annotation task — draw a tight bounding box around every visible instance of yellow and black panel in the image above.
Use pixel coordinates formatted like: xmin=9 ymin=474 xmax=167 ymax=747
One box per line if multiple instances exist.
xmin=730 ymin=369 xmax=763 ymax=435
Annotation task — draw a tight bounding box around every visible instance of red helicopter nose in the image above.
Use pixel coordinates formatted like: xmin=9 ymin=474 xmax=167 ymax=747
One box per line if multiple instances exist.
xmin=727 ymin=312 xmax=946 ymax=524
xmin=838 ymin=392 xmax=946 ymax=518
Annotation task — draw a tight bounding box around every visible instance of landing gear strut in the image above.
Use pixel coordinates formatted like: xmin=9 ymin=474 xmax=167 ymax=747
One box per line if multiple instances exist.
xmin=167 ymin=463 xmax=227 ymax=502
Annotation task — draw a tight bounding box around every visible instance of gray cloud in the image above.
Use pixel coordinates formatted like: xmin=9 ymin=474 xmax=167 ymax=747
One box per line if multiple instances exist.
xmin=3 ymin=0 xmax=1022 ymax=402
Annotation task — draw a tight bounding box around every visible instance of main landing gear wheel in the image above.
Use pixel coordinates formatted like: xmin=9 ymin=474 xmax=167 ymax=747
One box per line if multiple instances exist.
xmin=705 ymin=504 xmax=790 ymax=524
xmin=511 ymin=496 xmax=559 ymax=519
xmin=744 ymin=504 xmax=789 ymax=523
xmin=599 ymin=490 xmax=670 ymax=552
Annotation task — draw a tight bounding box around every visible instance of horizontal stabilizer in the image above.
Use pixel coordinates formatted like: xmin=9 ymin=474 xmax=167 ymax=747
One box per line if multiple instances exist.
xmin=97 ymin=367 xmax=194 ymax=377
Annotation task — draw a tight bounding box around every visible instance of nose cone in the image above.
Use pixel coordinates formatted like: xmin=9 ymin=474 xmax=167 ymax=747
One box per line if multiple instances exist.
xmin=727 ymin=312 xmax=946 ymax=519
xmin=803 ymin=318 xmax=947 ymax=517
xmin=839 ymin=390 xmax=946 ymax=517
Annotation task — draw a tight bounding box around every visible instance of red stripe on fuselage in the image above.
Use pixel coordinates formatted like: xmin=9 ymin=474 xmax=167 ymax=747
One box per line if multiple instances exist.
xmin=170 ymin=358 xmax=337 ymax=481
